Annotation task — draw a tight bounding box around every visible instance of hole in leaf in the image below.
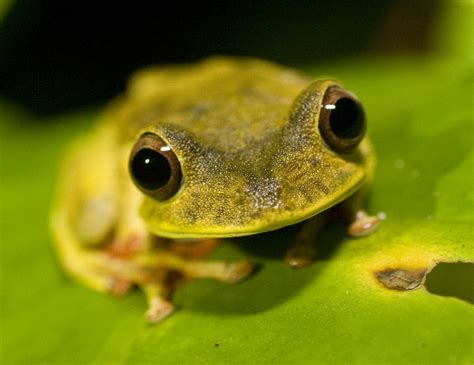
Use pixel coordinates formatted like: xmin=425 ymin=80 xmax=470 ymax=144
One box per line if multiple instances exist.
xmin=425 ymin=262 xmax=474 ymax=304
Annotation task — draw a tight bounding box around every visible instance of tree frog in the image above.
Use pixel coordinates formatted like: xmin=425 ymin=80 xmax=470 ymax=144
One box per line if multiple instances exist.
xmin=50 ymin=57 xmax=379 ymax=323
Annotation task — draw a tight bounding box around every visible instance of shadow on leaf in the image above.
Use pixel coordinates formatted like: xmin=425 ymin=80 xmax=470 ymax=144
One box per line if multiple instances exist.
xmin=174 ymin=221 xmax=348 ymax=315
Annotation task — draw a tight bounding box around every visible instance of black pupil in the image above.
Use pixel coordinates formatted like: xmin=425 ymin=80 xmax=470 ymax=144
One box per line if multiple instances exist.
xmin=329 ymin=97 xmax=364 ymax=139
xmin=131 ymin=148 xmax=171 ymax=191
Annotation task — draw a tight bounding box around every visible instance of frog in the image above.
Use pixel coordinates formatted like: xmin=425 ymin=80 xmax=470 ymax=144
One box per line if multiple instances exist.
xmin=50 ymin=57 xmax=379 ymax=323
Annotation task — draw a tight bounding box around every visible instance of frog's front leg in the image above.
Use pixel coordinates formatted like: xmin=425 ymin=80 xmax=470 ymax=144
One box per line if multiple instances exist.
xmin=284 ymin=188 xmax=380 ymax=269
xmin=137 ymin=252 xmax=253 ymax=323
xmin=136 ymin=251 xmax=253 ymax=283
xmin=284 ymin=213 xmax=329 ymax=268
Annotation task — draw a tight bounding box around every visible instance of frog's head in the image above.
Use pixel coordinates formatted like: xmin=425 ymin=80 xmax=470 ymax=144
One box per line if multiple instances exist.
xmin=129 ymin=79 xmax=373 ymax=238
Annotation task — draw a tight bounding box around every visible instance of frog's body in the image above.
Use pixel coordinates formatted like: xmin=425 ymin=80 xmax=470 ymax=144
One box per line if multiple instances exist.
xmin=51 ymin=57 xmax=378 ymax=323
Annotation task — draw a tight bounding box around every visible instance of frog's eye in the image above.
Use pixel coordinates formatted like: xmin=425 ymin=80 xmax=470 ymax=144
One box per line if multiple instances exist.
xmin=319 ymin=86 xmax=366 ymax=154
xmin=129 ymin=133 xmax=181 ymax=200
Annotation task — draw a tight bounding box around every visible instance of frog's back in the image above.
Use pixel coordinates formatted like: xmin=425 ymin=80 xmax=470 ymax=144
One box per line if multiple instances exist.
xmin=107 ymin=57 xmax=309 ymax=151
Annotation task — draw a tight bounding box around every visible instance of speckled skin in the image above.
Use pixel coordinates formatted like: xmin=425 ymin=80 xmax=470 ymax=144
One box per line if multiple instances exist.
xmin=99 ymin=57 xmax=374 ymax=238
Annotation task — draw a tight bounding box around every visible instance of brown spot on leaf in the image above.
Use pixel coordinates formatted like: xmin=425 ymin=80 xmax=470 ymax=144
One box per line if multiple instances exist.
xmin=376 ymin=268 xmax=428 ymax=290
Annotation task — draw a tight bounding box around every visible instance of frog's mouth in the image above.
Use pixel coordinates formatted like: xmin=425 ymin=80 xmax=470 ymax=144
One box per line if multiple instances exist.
xmin=140 ymin=177 xmax=364 ymax=239
xmin=140 ymin=136 xmax=374 ymax=239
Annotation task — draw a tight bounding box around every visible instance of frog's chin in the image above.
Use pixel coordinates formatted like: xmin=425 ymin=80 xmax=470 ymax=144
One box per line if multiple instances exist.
xmin=144 ymin=183 xmax=363 ymax=239
xmin=146 ymin=218 xmax=301 ymax=239
xmin=147 ymin=207 xmax=326 ymax=239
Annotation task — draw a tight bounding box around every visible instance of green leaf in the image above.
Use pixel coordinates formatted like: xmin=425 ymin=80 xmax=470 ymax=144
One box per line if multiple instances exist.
xmin=1 ymin=5 xmax=473 ymax=364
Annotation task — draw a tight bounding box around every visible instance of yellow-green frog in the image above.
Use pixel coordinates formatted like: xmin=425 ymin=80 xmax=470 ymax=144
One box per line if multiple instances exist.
xmin=51 ymin=57 xmax=379 ymax=323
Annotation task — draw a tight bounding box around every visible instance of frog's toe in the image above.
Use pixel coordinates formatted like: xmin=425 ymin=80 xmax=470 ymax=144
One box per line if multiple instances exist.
xmin=224 ymin=259 xmax=254 ymax=283
xmin=348 ymin=210 xmax=380 ymax=237
xmin=284 ymin=255 xmax=314 ymax=269
xmin=145 ymin=297 xmax=174 ymax=323
xmin=108 ymin=277 xmax=133 ymax=296
xmin=284 ymin=243 xmax=317 ymax=269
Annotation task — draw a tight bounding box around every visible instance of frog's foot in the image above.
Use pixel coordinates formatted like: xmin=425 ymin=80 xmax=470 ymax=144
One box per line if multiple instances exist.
xmin=284 ymin=244 xmax=317 ymax=269
xmin=225 ymin=260 xmax=254 ymax=283
xmin=138 ymin=258 xmax=252 ymax=323
xmin=145 ymin=297 xmax=174 ymax=323
xmin=142 ymin=283 xmax=174 ymax=323
xmin=348 ymin=210 xmax=380 ymax=237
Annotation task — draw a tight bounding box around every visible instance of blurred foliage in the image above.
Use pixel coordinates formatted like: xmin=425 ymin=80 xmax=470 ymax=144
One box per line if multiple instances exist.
xmin=1 ymin=1 xmax=473 ymax=364
xmin=0 ymin=0 xmax=12 ymax=20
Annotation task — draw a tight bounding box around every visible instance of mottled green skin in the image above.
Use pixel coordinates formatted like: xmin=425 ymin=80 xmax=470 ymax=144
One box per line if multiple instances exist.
xmin=103 ymin=57 xmax=374 ymax=238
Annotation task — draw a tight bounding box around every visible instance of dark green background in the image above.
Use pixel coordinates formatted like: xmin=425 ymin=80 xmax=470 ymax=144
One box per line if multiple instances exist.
xmin=1 ymin=0 xmax=439 ymax=114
